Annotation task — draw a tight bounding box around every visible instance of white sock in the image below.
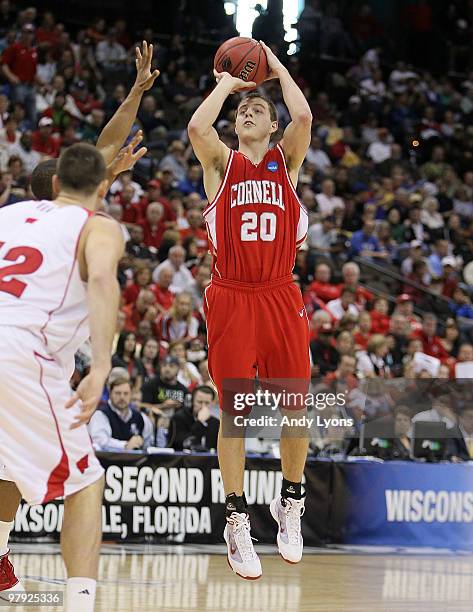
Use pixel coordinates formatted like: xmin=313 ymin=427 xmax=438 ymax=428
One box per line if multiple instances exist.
xmin=0 ymin=520 xmax=13 ymax=556
xmin=66 ymin=577 xmax=97 ymax=612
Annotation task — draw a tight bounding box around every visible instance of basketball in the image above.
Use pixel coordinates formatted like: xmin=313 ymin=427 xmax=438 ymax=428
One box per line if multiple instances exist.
xmin=214 ymin=36 xmax=268 ymax=87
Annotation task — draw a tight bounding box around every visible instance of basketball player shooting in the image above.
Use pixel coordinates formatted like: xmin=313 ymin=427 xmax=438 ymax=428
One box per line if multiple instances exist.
xmin=188 ymin=40 xmax=312 ymax=579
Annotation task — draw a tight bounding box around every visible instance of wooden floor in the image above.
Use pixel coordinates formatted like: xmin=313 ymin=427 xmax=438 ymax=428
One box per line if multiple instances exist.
xmin=5 ymin=543 xmax=473 ymax=611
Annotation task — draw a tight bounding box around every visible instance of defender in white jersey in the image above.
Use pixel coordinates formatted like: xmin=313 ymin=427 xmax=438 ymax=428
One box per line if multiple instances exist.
xmin=0 ymin=144 xmax=123 ymax=612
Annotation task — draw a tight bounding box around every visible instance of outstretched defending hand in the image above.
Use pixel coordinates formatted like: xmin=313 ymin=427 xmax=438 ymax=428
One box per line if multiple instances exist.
xmin=259 ymin=40 xmax=285 ymax=81
xmin=66 ymin=368 xmax=109 ymax=429
xmin=107 ymin=130 xmax=147 ymax=176
xmin=134 ymin=40 xmax=160 ymax=92
xmin=213 ymin=69 xmax=257 ymax=94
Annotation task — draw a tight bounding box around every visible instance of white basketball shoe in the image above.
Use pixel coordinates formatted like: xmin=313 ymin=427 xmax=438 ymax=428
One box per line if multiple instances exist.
xmin=223 ymin=512 xmax=262 ymax=580
xmin=269 ymin=496 xmax=305 ymax=563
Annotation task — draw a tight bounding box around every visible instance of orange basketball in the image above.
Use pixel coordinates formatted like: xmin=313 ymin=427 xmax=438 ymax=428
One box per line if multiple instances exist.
xmin=214 ymin=37 xmax=269 ymax=87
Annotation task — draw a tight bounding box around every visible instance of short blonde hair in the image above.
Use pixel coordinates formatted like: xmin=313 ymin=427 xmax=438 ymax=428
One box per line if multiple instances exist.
xmin=367 ymin=334 xmax=388 ymax=354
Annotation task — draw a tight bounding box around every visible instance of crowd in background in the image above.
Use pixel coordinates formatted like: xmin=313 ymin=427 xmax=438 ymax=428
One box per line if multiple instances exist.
xmin=2 ymin=0 xmax=473 ymax=459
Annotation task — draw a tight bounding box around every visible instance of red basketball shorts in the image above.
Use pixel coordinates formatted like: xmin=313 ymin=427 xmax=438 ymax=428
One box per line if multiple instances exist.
xmin=203 ymin=274 xmax=310 ymax=409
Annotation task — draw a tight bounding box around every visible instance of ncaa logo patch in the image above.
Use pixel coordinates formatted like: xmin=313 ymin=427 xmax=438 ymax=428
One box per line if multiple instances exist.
xmin=267 ymin=161 xmax=278 ymax=173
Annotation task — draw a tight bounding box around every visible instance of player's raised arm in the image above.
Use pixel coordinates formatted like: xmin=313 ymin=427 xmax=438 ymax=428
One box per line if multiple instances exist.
xmin=188 ymin=72 xmax=254 ymax=195
xmin=95 ymin=41 xmax=160 ymax=166
xmin=66 ymin=216 xmax=124 ymax=427
xmin=260 ymin=41 xmax=312 ymax=185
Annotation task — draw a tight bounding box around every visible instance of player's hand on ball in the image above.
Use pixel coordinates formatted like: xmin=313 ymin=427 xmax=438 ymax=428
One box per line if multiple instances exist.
xmin=134 ymin=40 xmax=160 ymax=92
xmin=213 ymin=69 xmax=256 ymax=93
xmin=259 ymin=40 xmax=284 ymax=80
xmin=66 ymin=368 xmax=109 ymax=429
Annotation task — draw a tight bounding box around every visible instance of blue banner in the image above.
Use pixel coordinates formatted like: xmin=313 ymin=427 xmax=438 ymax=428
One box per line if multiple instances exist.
xmin=334 ymin=460 xmax=473 ymax=549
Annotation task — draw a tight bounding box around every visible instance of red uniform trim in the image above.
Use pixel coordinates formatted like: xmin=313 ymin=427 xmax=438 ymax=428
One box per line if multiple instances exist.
xmin=276 ymin=143 xmax=308 ymax=214
xmin=201 ymin=283 xmax=219 ymax=397
xmin=34 ymin=352 xmax=70 ymax=503
xmin=202 ymin=150 xmax=234 ymax=217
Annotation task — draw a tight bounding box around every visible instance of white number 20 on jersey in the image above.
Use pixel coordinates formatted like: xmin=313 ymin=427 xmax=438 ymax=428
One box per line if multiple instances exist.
xmin=241 ymin=212 xmax=276 ymax=242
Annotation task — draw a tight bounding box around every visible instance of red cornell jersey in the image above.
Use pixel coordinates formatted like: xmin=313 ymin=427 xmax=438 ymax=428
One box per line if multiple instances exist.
xmin=202 ymin=144 xmax=308 ymax=283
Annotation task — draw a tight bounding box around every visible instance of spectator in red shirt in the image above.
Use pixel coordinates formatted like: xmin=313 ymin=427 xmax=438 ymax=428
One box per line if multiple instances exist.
xmin=116 ymin=183 xmax=143 ymax=225
xmin=303 ymin=291 xmax=329 ymax=320
xmin=353 ymin=310 xmax=372 ymax=350
xmin=86 ymin=17 xmax=106 ymax=44
xmin=140 ymin=202 xmax=167 ymax=249
xmin=36 ymin=12 xmax=61 ymax=51
xmin=370 ymin=297 xmax=391 ymax=334
xmin=324 ymin=354 xmax=358 ymax=391
xmin=123 ymin=289 xmax=158 ymax=333
xmin=179 ymin=208 xmax=208 ymax=255
xmin=70 ymin=80 xmax=101 ymax=117
xmin=1 ymin=24 xmax=38 ymax=125
xmin=305 ymin=262 xmax=340 ymax=304
xmin=404 ymin=260 xmax=430 ymax=304
xmin=0 ymin=115 xmax=20 ymax=145
xmin=338 ymin=261 xmax=373 ymax=309
xmin=441 ymin=256 xmax=460 ymax=299
xmin=123 ymin=266 xmax=153 ymax=305
xmin=140 ymin=179 xmax=175 ymax=224
xmin=114 ymin=19 xmax=133 ymax=50
xmin=32 ymin=116 xmax=60 ymax=157
xmin=153 ymin=265 xmax=175 ymax=314
xmin=394 ymin=293 xmax=422 ymax=332
xmin=412 ymin=313 xmax=450 ymax=362
xmin=440 ymin=318 xmax=461 ymax=359
xmin=309 ymin=309 xmax=333 ymax=342
xmin=156 ymin=291 xmax=200 ymax=344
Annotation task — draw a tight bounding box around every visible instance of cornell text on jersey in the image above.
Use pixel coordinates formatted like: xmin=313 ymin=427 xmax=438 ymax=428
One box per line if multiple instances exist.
xmin=230 ymin=180 xmax=285 ymax=211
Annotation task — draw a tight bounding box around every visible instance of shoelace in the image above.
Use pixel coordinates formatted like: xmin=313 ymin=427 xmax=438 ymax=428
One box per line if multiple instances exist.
xmin=282 ymin=499 xmax=305 ymax=545
xmin=228 ymin=513 xmax=258 ymax=562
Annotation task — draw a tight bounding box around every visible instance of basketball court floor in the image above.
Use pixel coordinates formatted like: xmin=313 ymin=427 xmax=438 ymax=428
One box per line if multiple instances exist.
xmin=3 ymin=543 xmax=473 ymax=611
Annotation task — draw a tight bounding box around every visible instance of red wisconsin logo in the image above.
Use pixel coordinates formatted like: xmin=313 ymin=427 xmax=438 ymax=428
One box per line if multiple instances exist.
xmin=76 ymin=454 xmax=89 ymax=473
